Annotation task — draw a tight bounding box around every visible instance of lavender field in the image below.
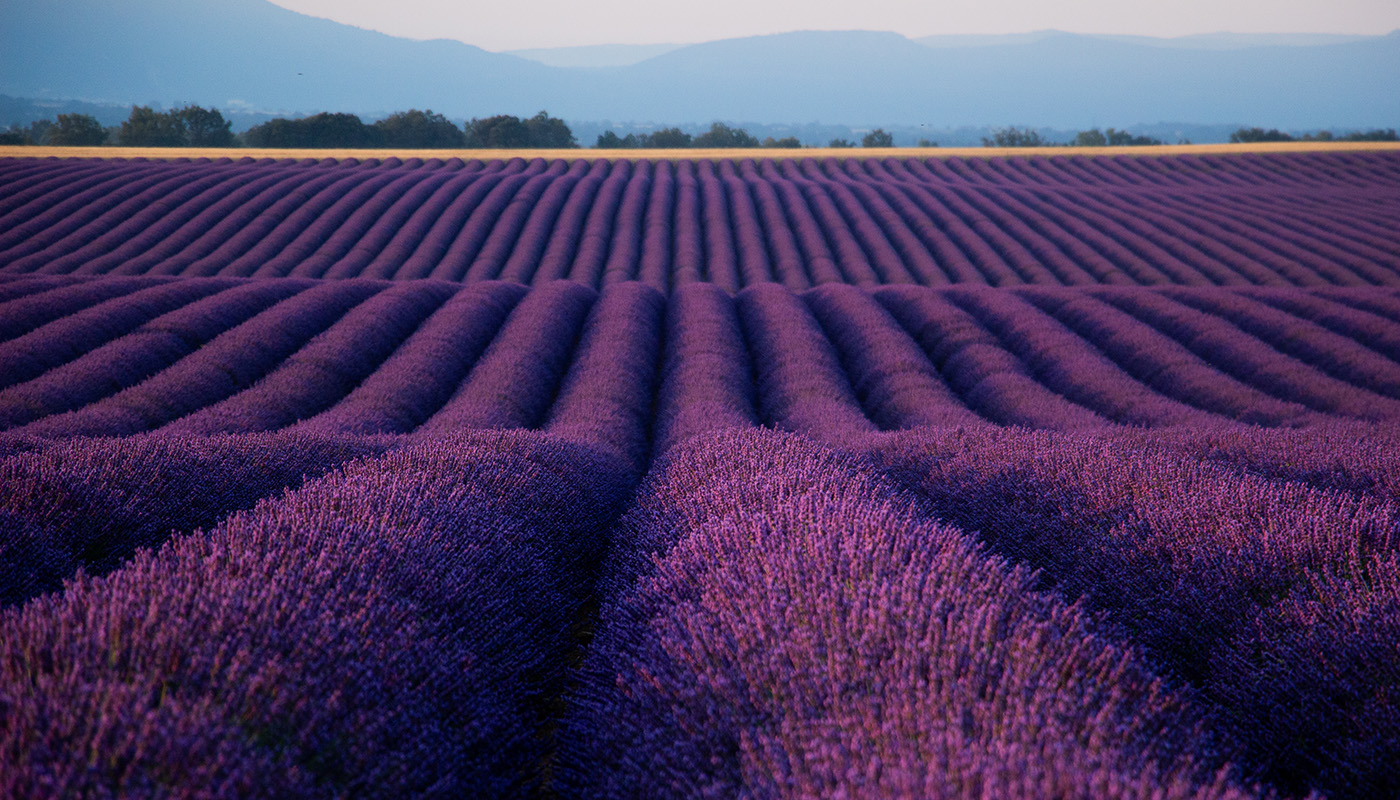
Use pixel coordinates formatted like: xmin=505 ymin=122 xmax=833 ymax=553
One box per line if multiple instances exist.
xmin=2 ymin=149 xmax=1400 ymax=798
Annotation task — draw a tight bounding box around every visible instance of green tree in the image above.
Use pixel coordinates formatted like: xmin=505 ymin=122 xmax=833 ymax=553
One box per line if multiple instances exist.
xmin=119 ymin=106 xmax=185 ymax=147
xmin=299 ymin=112 xmax=378 ymax=148
xmin=1106 ymin=128 xmax=1162 ymax=146
xmin=176 ymin=105 xmax=236 ymax=147
xmin=595 ymin=130 xmax=637 ymax=148
xmin=26 ymin=119 xmax=55 ymax=145
xmin=983 ymin=127 xmax=1048 ymax=147
xmin=861 ymin=128 xmax=894 ymax=148
xmin=828 ymin=138 xmax=855 ymax=148
xmin=522 ymin=111 xmax=578 ymax=148
xmin=242 ymin=112 xmax=378 ymax=148
xmin=0 ymin=126 xmax=30 ymax=145
xmin=1072 ymin=128 xmax=1162 ymax=147
xmin=641 ymin=127 xmax=692 ymax=148
xmin=242 ymin=118 xmax=300 ymax=148
xmin=762 ymin=136 xmax=802 ymax=148
xmin=1229 ymin=127 xmax=1293 ymax=143
xmin=374 ymin=109 xmax=465 ymax=148
xmin=916 ymin=138 xmax=939 ymax=148
xmin=1072 ymin=128 xmax=1108 ymax=147
xmin=692 ymin=122 xmax=759 ymax=148
xmin=48 ymin=113 xmax=108 ymax=146
xmin=1339 ymin=128 xmax=1399 ymax=142
xmin=463 ymin=115 xmax=530 ymax=148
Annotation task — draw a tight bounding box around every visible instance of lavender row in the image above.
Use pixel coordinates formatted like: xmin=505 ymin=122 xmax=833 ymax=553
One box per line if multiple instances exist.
xmin=2 ymin=152 xmax=1396 ymax=287
xmin=0 ymin=432 xmax=387 ymax=606
xmin=557 ymin=428 xmax=1256 ymax=798
xmin=0 ymin=430 xmax=634 ymax=797
xmin=868 ymin=425 xmax=1400 ymax=798
xmin=3 ymin=421 xmax=1398 ymax=796
xmin=5 ymin=277 xmax=1400 ymax=441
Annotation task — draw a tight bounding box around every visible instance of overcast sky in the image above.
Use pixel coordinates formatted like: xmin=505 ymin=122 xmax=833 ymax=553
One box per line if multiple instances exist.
xmin=265 ymin=0 xmax=1400 ymax=51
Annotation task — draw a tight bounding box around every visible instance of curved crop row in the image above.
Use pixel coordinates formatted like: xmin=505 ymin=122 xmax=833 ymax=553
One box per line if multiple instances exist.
xmin=0 ymin=430 xmax=634 ymax=798
xmin=3 ymin=276 xmax=1399 ymax=444
xmin=558 ymin=428 xmax=1255 ymax=798
xmin=1 ymin=152 xmax=1396 ymax=288
xmin=870 ymin=425 xmax=1400 ymax=798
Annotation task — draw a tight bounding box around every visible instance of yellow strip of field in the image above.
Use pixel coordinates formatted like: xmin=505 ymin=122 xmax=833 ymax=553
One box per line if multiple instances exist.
xmin=2 ymin=141 xmax=1398 ymax=161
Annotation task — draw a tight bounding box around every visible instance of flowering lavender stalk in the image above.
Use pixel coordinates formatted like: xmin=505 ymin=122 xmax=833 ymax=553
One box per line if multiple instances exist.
xmin=870 ymin=425 xmax=1400 ymax=798
xmin=0 ymin=279 xmax=307 ymax=431
xmin=0 ymin=275 xmax=170 ymax=340
xmin=0 ymin=431 xmax=387 ymax=606
xmin=161 ymin=281 xmax=454 ymax=434
xmin=415 ymin=280 xmax=596 ymax=435
xmin=735 ymin=282 xmax=877 ymax=440
xmin=803 ymin=282 xmax=984 ymax=429
xmin=16 ymin=280 xmax=383 ymax=438
xmin=544 ymin=281 xmax=665 ymax=476
xmin=297 ymin=281 xmax=527 ymax=435
xmin=651 ymin=283 xmax=759 ymax=452
xmin=557 ymin=428 xmax=1255 ymax=799
xmin=0 ymin=430 xmax=633 ymax=798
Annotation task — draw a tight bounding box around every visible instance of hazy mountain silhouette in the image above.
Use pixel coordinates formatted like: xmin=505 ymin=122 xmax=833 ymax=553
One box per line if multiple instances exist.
xmin=2 ymin=0 xmax=1396 ymax=128
xmin=0 ymin=0 xmax=574 ymax=117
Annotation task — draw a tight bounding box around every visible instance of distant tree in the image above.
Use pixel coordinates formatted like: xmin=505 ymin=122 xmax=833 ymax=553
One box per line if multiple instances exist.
xmin=692 ymin=122 xmax=759 ymax=148
xmin=1229 ymin=127 xmax=1293 ymax=143
xmin=1071 ymin=128 xmax=1108 ymax=147
xmin=48 ymin=113 xmax=108 ymax=146
xmin=916 ymin=138 xmax=939 ymax=148
xmin=464 ymin=115 xmax=529 ymax=147
xmin=301 ymin=112 xmax=379 ymax=148
xmin=242 ymin=118 xmax=299 ymax=148
xmin=1107 ymin=128 xmax=1161 ymax=146
xmin=0 ymin=126 xmax=30 ymax=145
xmin=243 ymin=112 xmax=378 ymax=148
xmin=1339 ymin=128 xmax=1399 ymax=142
xmin=176 ymin=105 xmax=236 ymax=147
xmin=595 ymin=130 xmax=637 ymax=148
xmin=464 ymin=112 xmax=575 ymax=148
xmin=861 ymin=128 xmax=894 ymax=148
xmin=26 ymin=119 xmax=55 ymax=145
xmin=522 ymin=111 xmax=578 ymax=148
xmin=828 ymin=138 xmax=855 ymax=148
xmin=119 ymin=106 xmax=186 ymax=147
xmin=983 ymin=127 xmax=1048 ymax=147
xmin=642 ymin=127 xmax=692 ymax=148
xmin=762 ymin=136 xmax=802 ymax=148
xmin=374 ymin=109 xmax=465 ymax=148
xmin=1073 ymin=127 xmax=1162 ymax=147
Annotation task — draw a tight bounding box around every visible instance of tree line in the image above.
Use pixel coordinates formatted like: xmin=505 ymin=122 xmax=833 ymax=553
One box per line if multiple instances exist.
xmin=1229 ymin=127 xmax=1398 ymax=143
xmin=4 ymin=107 xmax=1395 ymax=149
xmin=983 ymin=125 xmax=1399 ymax=148
xmin=597 ymin=124 xmax=903 ymax=149
xmin=983 ymin=127 xmax=1166 ymax=147
xmin=0 ymin=106 xmax=578 ymax=149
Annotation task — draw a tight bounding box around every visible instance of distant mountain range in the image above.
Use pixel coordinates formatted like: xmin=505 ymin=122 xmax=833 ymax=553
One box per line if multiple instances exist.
xmin=3 ymin=0 xmax=1397 ymax=130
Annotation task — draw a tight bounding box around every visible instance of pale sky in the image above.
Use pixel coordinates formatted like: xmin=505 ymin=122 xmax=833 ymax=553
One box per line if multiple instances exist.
xmin=266 ymin=0 xmax=1400 ymax=51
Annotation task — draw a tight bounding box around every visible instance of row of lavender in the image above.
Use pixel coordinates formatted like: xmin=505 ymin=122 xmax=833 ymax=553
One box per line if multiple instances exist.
xmin=5 ymin=421 xmax=1399 ymax=797
xmin=1 ymin=152 xmax=1396 ymax=288
xmin=3 ymin=274 xmax=1399 ymax=446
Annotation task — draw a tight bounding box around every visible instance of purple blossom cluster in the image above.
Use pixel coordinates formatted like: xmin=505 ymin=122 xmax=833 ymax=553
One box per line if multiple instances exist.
xmin=557 ymin=429 xmax=1258 ymax=799
xmin=3 ymin=148 xmax=1400 ymax=798
xmin=1 ymin=430 xmax=633 ymax=797
xmin=2 ymin=275 xmax=1398 ymax=441
xmin=2 ymin=151 xmax=1397 ymax=287
xmin=867 ymin=425 xmax=1400 ymax=797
